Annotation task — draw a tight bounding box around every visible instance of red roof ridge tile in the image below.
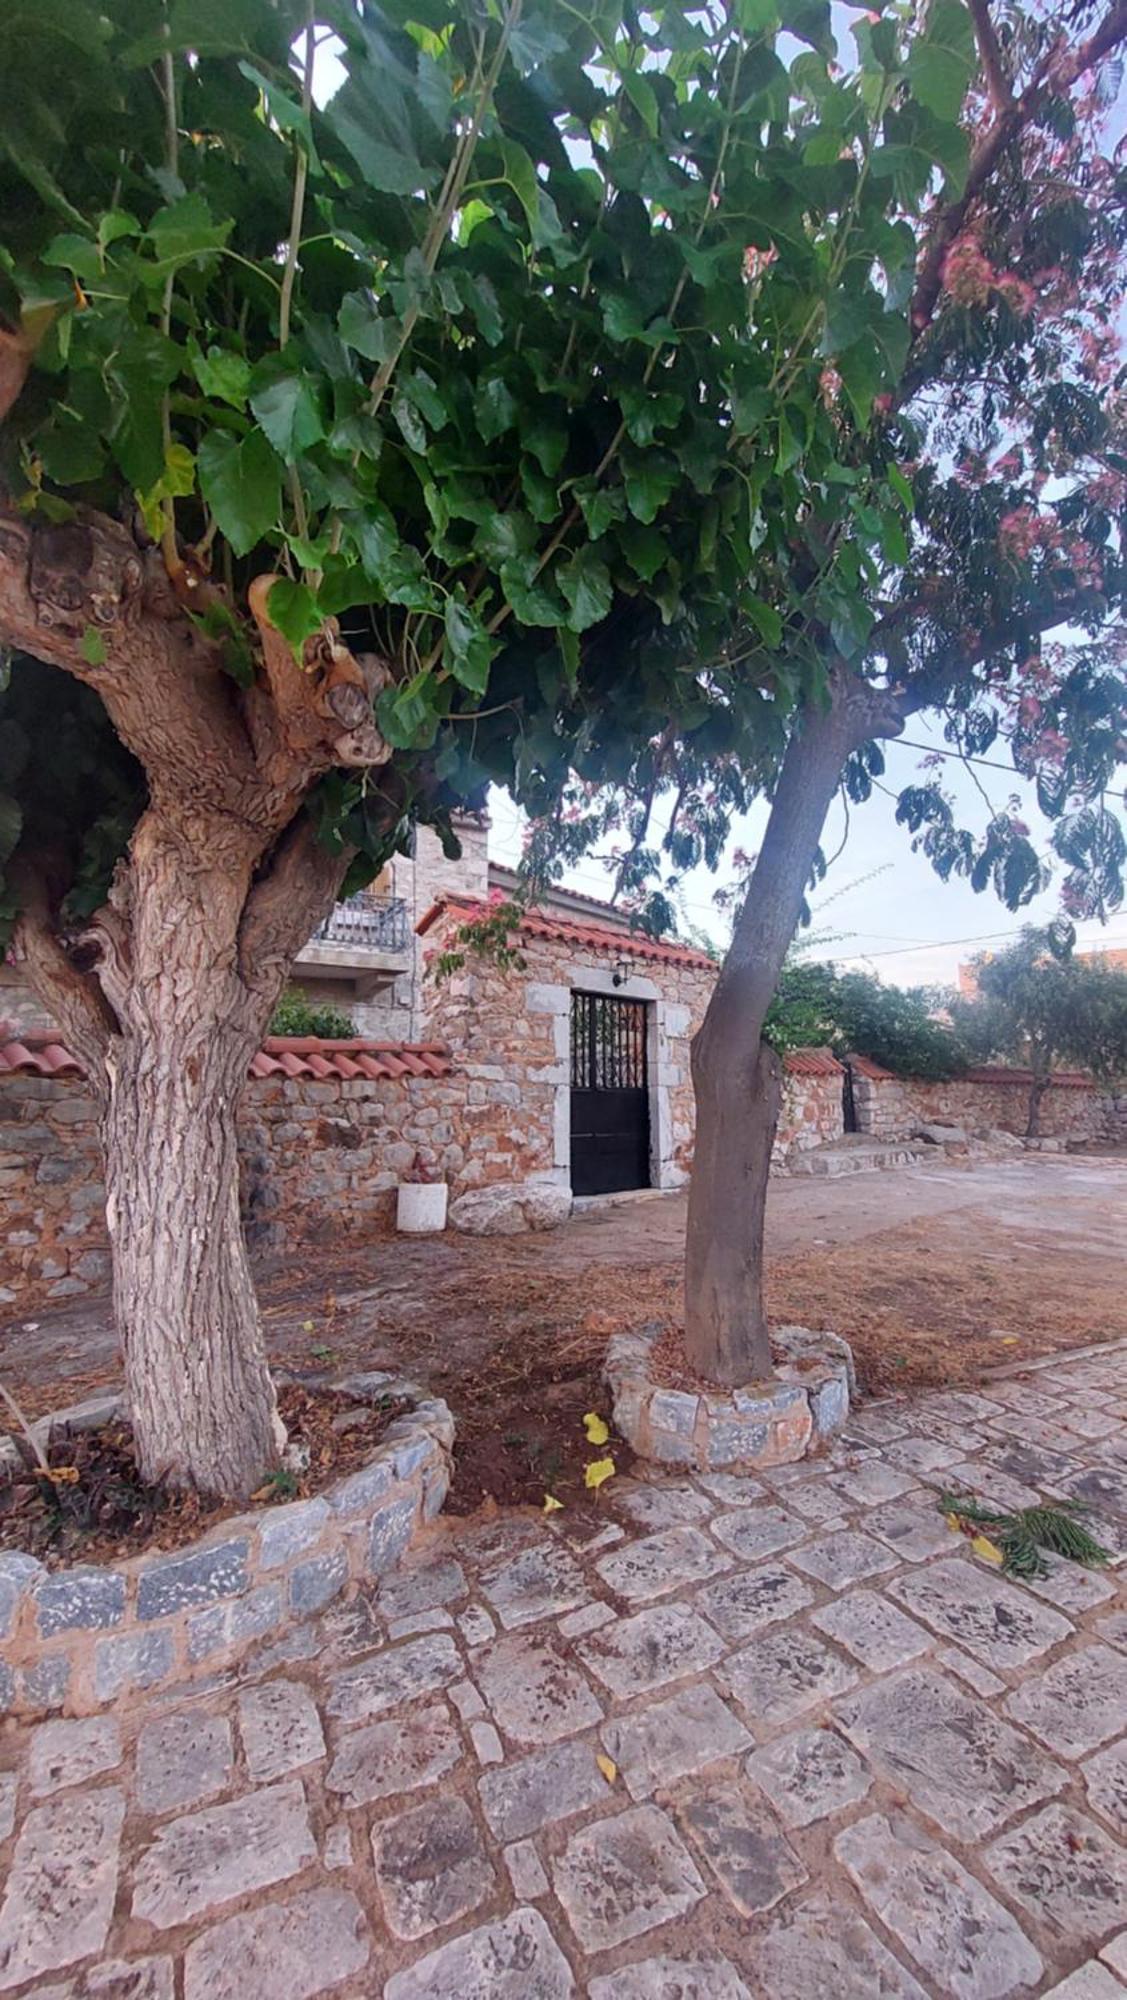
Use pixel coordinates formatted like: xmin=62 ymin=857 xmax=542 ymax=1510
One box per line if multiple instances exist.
xmin=782 ymin=1046 xmax=844 ymax=1077
xmin=3 ymin=1030 xmax=455 ymax=1085
xmin=416 ymin=893 xmax=718 ymax=971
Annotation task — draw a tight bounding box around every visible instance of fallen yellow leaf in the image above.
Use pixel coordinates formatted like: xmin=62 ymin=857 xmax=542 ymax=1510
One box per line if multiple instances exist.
xmin=583 ymin=1412 xmax=610 ymax=1445
xmin=971 ymin=1533 xmax=1005 ymax=1566
xmin=596 ymin=1753 xmax=618 ymax=1784
xmin=944 ymin=1512 xmax=962 ymax=1533
xmin=585 ymin=1455 xmax=616 ymax=1491
xmin=542 ymin=1493 xmax=563 ymax=1514
xmin=1001 ymin=1337 xmax=1019 ymax=1346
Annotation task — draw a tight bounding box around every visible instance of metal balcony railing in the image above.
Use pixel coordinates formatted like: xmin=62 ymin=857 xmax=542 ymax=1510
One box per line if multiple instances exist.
xmin=312 ymin=895 xmax=410 ymax=953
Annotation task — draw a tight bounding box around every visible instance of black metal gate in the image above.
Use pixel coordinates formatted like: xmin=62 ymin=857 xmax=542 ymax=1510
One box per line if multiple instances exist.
xmin=570 ymin=991 xmax=651 ymax=1196
xmin=842 ymin=1062 xmax=858 ymax=1133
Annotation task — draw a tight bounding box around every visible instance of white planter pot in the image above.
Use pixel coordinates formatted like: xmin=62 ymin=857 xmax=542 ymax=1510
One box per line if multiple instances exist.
xmin=396 ymin=1182 xmax=448 ymax=1234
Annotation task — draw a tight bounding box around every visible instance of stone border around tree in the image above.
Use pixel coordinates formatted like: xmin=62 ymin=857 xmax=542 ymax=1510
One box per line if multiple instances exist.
xmin=0 ymin=1371 xmax=453 ymax=1719
xmin=605 ymin=1324 xmax=854 ymax=1472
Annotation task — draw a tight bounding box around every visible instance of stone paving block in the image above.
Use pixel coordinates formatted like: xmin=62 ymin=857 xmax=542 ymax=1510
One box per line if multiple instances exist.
xmin=745 ymin=1725 xmax=871 ymax=1827
xmin=182 ymin=1887 xmax=369 ymax=2000
xmin=836 ymin=1810 xmax=1042 ymax=2000
xmin=372 ymin=1793 xmax=493 ymax=1940
xmin=1043 ymin=1967 xmax=1127 ymax=1998
xmin=709 ymin=1504 xmax=808 ymax=1563
xmin=238 ymin=1681 xmax=325 ymax=1782
xmin=135 ymin=1712 xmax=232 ymax=1815
xmin=457 ymin=1602 xmax=497 ymax=1647
xmin=811 ymin=1590 xmax=933 ymax=1672
xmin=80 ymin=1954 xmax=175 ymax=1996
xmin=985 ymin=1803 xmax=1127 ymax=1946
xmin=788 ymin=1529 xmax=898 ymax=1588
xmin=588 ymin=1955 xmax=751 ymax=1999
xmin=479 ymin=1539 xmax=589 ymax=1628
xmin=833 ymin=1459 xmax=920 ymax=1504
xmin=93 ymin=1630 xmax=174 ymax=1702
xmin=478 ymin=1737 xmax=611 ymax=1841
xmin=1023 ymin=1555 xmax=1116 ymax=1614
xmin=612 ymin=1482 xmax=713 ymax=1531
xmin=552 ymin=1803 xmax=705 ymax=1952
xmin=601 ymin=1683 xmax=751 ymax=1801
xmin=558 ymin=1600 xmax=615 ymax=1638
xmin=1097 ymin=1610 xmax=1127 ymax=1652
xmin=577 ymin=1601 xmax=724 ymax=1697
xmin=694 ymin=1470 xmax=766 ymax=1505
xmin=377 ymin=1553 xmax=467 ymax=1622
xmin=677 ymin=1778 xmax=807 ymax=1914
xmin=717 ymin=1625 xmax=857 ymax=1727
xmin=325 ymin=1631 xmax=460 ymax=1723
xmin=945 ymin=1459 xmax=1044 ymax=1512
xmin=503 ymin=1838 xmax=549 ymax=1899
xmin=786 ymin=1477 xmax=851 ymax=1525
xmin=884 ymin=1435 xmax=964 ymax=1476
xmin=136 ymin=1539 xmax=248 ymax=1621
xmin=323 ymin=1821 xmax=352 ymax=1871
xmin=841 ymin=1406 xmax=910 ymax=1444
xmin=1004 ymin=1644 xmax=1127 ymax=1759
xmin=937 ymin=1644 xmax=1006 ymax=1699
xmin=870 ymin=1503 xmax=955 ymax=1563
xmin=384 ymin=1907 xmax=573 ymax=2000
xmin=470 ymin=1720 xmax=503 ymax=1764
xmin=1083 ymin=1738 xmax=1127 ymax=1831
xmin=0 ymin=1775 xmax=14 ymax=1843
xmin=325 ymin=1701 xmax=461 ymax=1808
xmin=1103 ymin=1933 xmax=1127 ymax=1980
xmin=595 ymin=1524 xmax=729 ymax=1602
xmin=835 ymin=1667 xmax=1065 ymax=1841
xmin=753 ymin=1888 xmax=928 ymax=1999
xmin=34 ymin=1569 xmax=126 ymax=1639
xmin=0 ymin=1787 xmax=124 ymax=1990
xmin=693 ymin=1563 xmax=813 ymax=1642
xmin=475 ymin=1633 xmax=603 ymax=1745
xmin=891 ymin=1556 xmax=1073 ymax=1669
xmin=131 ymin=1779 xmax=315 ymax=1929
xmin=28 ymin=1717 xmax=122 ymax=1798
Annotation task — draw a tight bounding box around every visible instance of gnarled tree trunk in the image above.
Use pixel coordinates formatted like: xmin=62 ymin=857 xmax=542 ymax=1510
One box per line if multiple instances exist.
xmin=1025 ymin=1069 xmax=1051 ymax=1138
xmin=684 ymin=679 xmax=902 ymax=1383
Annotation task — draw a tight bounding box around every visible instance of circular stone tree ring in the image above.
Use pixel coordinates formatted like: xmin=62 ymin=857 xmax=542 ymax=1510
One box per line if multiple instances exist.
xmin=605 ymin=1324 xmax=853 ymax=1472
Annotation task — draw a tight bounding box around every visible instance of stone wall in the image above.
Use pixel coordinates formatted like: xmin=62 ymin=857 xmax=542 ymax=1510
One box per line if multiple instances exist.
xmin=420 ymin=918 xmax=716 ymax=1191
xmin=772 ymin=1065 xmax=845 ymax=1167
xmin=850 ymin=1065 xmax=1106 ymax=1141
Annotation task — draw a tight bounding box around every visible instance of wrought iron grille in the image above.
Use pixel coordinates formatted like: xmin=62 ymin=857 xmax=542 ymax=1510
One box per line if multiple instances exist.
xmin=313 ymin=895 xmax=410 ymax=952
xmin=570 ymin=991 xmax=648 ymax=1092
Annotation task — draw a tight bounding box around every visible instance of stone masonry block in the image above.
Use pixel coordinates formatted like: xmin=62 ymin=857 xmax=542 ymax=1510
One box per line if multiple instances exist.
xmin=35 ymin=1568 xmax=126 ymax=1638
xmin=137 ymin=1539 xmax=249 ymax=1621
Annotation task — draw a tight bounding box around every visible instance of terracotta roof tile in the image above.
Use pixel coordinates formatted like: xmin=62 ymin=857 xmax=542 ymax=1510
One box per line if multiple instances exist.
xmin=417 ymin=894 xmax=718 ymax=971
xmin=2 ymin=1026 xmax=454 ymax=1085
xmin=782 ymin=1047 xmax=844 ymax=1077
xmin=846 ymin=1054 xmax=896 ymax=1080
xmin=963 ymin=1064 xmax=1093 ymax=1090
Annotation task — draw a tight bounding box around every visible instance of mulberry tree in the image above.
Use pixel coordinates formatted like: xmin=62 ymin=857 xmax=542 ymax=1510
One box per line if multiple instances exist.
xmin=1 ymin=0 xmax=1125 ymax=1487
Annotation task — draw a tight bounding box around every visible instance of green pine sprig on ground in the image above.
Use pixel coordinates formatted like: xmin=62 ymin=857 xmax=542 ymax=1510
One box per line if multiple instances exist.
xmin=937 ymin=1492 xmax=1111 ymax=1579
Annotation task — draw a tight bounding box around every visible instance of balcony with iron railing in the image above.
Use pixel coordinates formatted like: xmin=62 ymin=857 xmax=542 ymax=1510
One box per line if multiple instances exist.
xmin=312 ymin=894 xmax=410 ymax=953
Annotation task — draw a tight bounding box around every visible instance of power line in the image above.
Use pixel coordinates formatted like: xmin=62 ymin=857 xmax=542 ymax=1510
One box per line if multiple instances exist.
xmin=838 ymin=928 xmax=1127 ymax=963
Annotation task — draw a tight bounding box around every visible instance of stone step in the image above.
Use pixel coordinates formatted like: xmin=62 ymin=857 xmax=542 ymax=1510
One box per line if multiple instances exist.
xmin=787 ymin=1137 xmax=935 ymax=1177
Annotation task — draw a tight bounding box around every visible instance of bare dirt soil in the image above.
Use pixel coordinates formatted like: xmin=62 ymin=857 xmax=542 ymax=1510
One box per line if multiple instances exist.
xmin=3 ymin=1154 xmax=1124 ymax=1511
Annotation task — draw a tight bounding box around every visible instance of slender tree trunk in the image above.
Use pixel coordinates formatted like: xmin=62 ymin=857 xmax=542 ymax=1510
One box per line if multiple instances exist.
xmin=684 ymin=683 xmax=883 ymax=1383
xmin=1025 ymin=1071 xmax=1050 ymax=1138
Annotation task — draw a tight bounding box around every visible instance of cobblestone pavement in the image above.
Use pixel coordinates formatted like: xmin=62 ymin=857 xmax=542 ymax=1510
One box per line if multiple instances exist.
xmin=2 ymin=1344 xmax=1127 ymax=1998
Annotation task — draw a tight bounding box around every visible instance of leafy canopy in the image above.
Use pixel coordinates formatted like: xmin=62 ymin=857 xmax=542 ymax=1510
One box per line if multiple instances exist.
xmin=764 ymin=958 xmax=968 ymax=1079
xmin=0 ymin=0 xmax=1124 ymax=949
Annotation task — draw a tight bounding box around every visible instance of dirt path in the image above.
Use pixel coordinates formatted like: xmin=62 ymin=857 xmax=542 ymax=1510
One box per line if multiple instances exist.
xmin=5 ymin=1153 xmax=1124 ymax=1509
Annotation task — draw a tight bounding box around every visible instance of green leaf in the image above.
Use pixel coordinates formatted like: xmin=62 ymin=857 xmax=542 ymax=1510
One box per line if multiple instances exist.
xmin=393 ymin=391 xmax=428 ymax=453
xmin=474 ymin=374 xmax=518 ymax=443
xmin=559 ymin=550 xmax=613 ymax=633
xmin=377 ymin=672 xmax=439 ymax=748
xmin=190 ymin=342 xmax=251 ymax=410
xmin=266 ymin=579 xmax=323 ymax=657
xmin=42 ymin=232 xmax=103 ymax=286
xmin=498 ymin=138 xmax=540 ymax=233
xmin=745 ymin=597 xmax=783 ymax=647
xmin=147 ymin=192 xmax=233 ymax=266
xmin=525 ymin=416 xmax=568 ymax=477
xmin=197 ymin=429 xmax=282 ymax=557
xmin=238 ymin=59 xmax=319 ymax=166
xmin=500 ymin=558 xmax=565 ymax=626
xmin=575 ymin=482 xmax=626 ymax=539
xmin=248 ymin=356 xmax=326 ymax=460
xmin=623 ymin=453 xmax=678 ymax=524
xmin=443 ymin=594 xmax=494 ymax=693
xmin=465 ymin=273 xmax=503 ymax=345
xmin=619 ymin=518 xmax=667 ymax=582
xmin=906 ymin=0 xmax=976 ymax=119
xmin=888 ymin=462 xmax=915 ymax=511
xmin=621 ymin=71 xmax=659 ymax=136
xmin=80 ymin=625 xmax=107 ymax=667
xmin=338 ymin=292 xmax=399 ymax=362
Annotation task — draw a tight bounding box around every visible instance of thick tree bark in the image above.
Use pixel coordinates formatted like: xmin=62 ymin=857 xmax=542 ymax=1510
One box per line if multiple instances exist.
xmin=0 ymin=507 xmax=382 ymax=1495
xmin=684 ymin=679 xmax=899 ymax=1383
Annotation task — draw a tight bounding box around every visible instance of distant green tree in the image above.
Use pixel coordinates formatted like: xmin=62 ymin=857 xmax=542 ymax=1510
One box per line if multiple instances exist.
xmin=951 ymin=928 xmax=1127 ymax=1133
xmin=765 ymin=960 xmax=968 ymax=1080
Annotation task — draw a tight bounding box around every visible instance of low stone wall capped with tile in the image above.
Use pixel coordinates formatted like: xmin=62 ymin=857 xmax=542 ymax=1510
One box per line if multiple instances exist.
xmin=850 ymin=1064 xmax=1109 ymax=1142
xmin=0 ymin=1375 xmax=452 ymax=1719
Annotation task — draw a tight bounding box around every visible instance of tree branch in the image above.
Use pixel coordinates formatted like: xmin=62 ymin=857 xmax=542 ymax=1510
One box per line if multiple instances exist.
xmin=237 ymin=813 xmax=352 ymax=1004
xmin=7 ymin=863 xmax=118 ymax=1088
xmin=967 ymin=0 xmax=1014 ymax=113
xmin=909 ymin=0 xmax=1127 ymax=341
